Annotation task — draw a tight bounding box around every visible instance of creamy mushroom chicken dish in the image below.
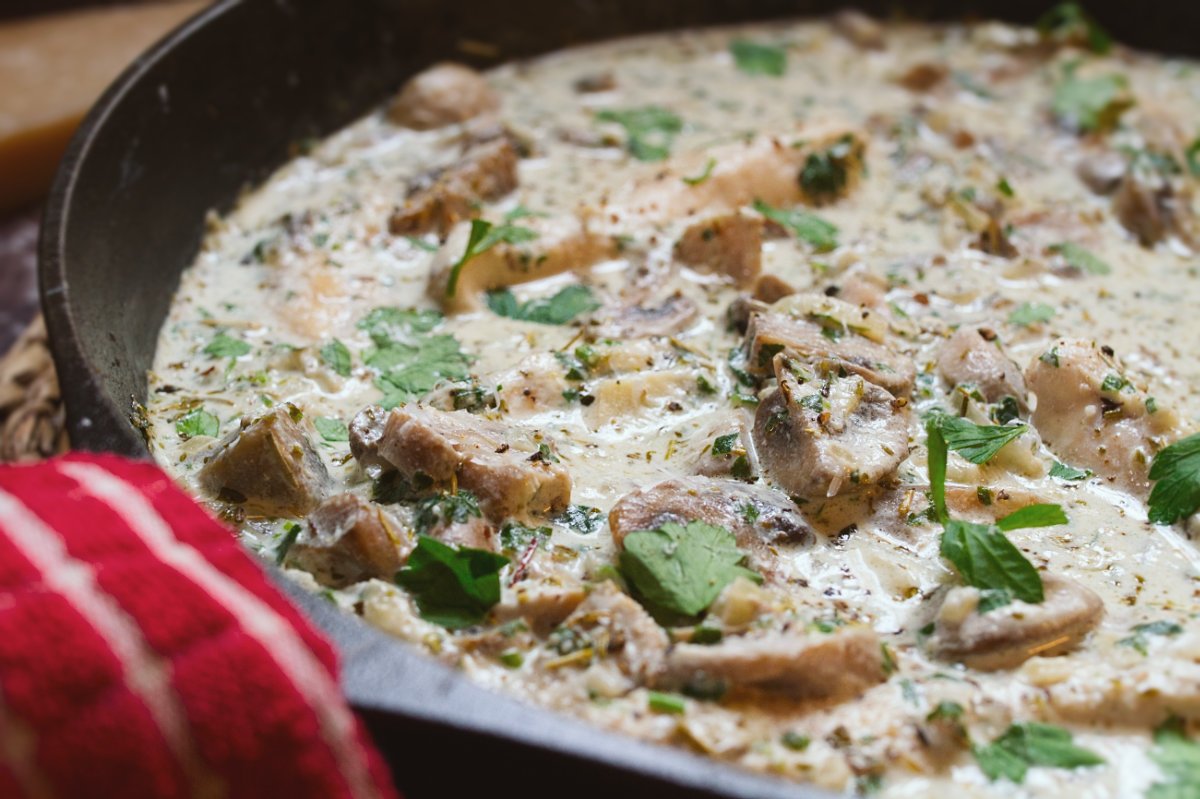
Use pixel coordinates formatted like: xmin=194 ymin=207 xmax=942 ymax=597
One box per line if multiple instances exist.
xmin=146 ymin=6 xmax=1200 ymax=796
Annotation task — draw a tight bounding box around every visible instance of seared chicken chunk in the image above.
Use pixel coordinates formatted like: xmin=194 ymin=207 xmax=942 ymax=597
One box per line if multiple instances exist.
xmin=389 ymin=62 xmax=499 ymax=130
xmin=288 ymin=494 xmax=408 ymax=587
xmin=199 ymin=406 xmax=330 ymax=517
xmin=349 ymin=405 xmax=571 ymax=519
xmin=389 ymin=138 xmax=519 ymax=237
xmin=937 ymin=326 xmax=1028 ymax=407
xmin=674 ymin=213 xmax=764 ymax=287
xmin=556 ymin=581 xmax=669 ymax=685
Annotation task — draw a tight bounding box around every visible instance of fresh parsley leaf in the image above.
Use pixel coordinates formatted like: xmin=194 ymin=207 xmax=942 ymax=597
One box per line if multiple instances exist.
xmin=990 ymin=396 xmax=1022 ymax=425
xmin=1052 ymin=71 xmax=1131 ymax=133
xmin=413 ymin=490 xmax=483 ymax=536
xmin=1100 ymin=372 xmax=1131 ymax=393
xmin=1119 ymin=619 xmax=1184 ymax=655
xmin=1047 ymin=241 xmax=1111 ymax=275
xmin=620 ymin=520 xmax=760 ymax=622
xmin=485 ymin=284 xmax=600 ymax=325
xmin=558 ymin=504 xmax=605 ymax=534
xmin=994 ymin=503 xmax=1069 ymax=531
xmin=974 ymin=722 xmax=1104 ymax=783
xmin=1050 ymin=461 xmax=1093 ymax=481
xmin=596 ymin=106 xmax=683 ymax=162
xmin=930 ymin=413 xmax=1028 ymax=464
xmin=320 ymin=339 xmax=352 ymax=377
xmin=203 ymin=332 xmax=251 ymax=359
xmin=358 ymin=306 xmax=443 ymax=341
xmin=368 ymin=334 xmax=473 ymax=409
xmin=752 ymin=199 xmax=839 ymax=251
xmin=446 ymin=218 xmax=539 ymax=298
xmin=176 ymin=407 xmax=219 ymax=440
xmin=394 ymin=536 xmax=508 ymax=629
xmin=711 ymin=433 xmax=740 ymax=456
xmin=927 ymin=700 xmax=965 ymax=721
xmin=275 ymin=522 xmax=301 ymax=565
xmin=1036 ymin=2 xmax=1113 ymax=53
xmin=799 ymin=135 xmax=857 ymax=202
xmin=1008 ymin=302 xmax=1055 ymax=327
xmin=1149 ymin=716 xmax=1200 ymax=798
xmin=940 ymin=519 xmax=1045 ymax=606
xmin=682 ymin=157 xmax=716 ymax=186
xmin=996 ymin=177 xmax=1015 ymax=198
xmin=781 ymin=731 xmax=811 ymax=751
xmin=371 ymin=470 xmax=429 ymax=505
xmin=1148 ymin=433 xmax=1200 ymax=525
xmin=729 ymin=40 xmax=786 ymax=76
xmin=500 ymin=521 xmax=551 ymax=553
xmin=313 ymin=416 xmax=348 ymax=443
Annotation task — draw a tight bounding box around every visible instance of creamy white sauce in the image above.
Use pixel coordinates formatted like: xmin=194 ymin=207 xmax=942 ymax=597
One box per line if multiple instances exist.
xmin=146 ymin=15 xmax=1200 ymax=797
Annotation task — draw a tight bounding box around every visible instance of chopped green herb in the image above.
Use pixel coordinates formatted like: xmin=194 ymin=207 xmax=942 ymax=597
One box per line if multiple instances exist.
xmin=995 ymin=177 xmax=1015 ymax=198
xmin=682 ymin=157 xmax=717 ymax=186
xmin=176 ymin=407 xmax=219 ymax=440
xmin=690 ymin=625 xmax=723 ymax=645
xmin=451 ymin=385 xmax=496 ymax=412
xmin=1048 ymin=241 xmax=1112 ymax=275
xmin=781 ymin=731 xmax=811 ymax=751
xmin=203 ymin=332 xmax=251 ymax=359
xmin=446 ymin=218 xmax=539 ymax=298
xmin=1008 ymin=302 xmax=1055 ymax=327
xmin=729 ymin=39 xmax=787 ymax=76
xmin=596 ymin=106 xmax=683 ymax=162
xmin=990 ymin=396 xmax=1022 ymax=425
xmin=1187 ymin=138 xmax=1200 ymax=179
xmin=500 ymin=521 xmax=551 ymax=553
xmin=394 ymin=536 xmax=508 ymax=629
xmin=1036 ymin=2 xmax=1113 ymax=53
xmin=799 ymin=135 xmax=858 ymax=202
xmin=358 ymin=307 xmax=442 ymax=341
xmin=696 ymin=374 xmax=718 ymax=395
xmin=929 ymin=413 xmax=1028 ymax=464
xmin=413 ymin=490 xmax=483 ymax=536
xmin=1147 ymin=397 xmax=1160 ymax=415
xmin=498 ymin=649 xmax=524 ymax=668
xmin=620 ymin=520 xmax=760 ymax=622
xmin=752 ymin=199 xmax=839 ymax=251
xmin=1052 ymin=71 xmax=1132 ymax=133
xmin=274 ymin=522 xmax=302 ymax=566
xmin=485 ymin=284 xmax=600 ymax=325
xmin=881 ymin=643 xmax=898 ymax=675
xmin=927 ymin=700 xmax=965 ymax=722
xmin=711 ymin=433 xmax=740 ymax=456
xmin=1040 ymin=347 xmax=1061 ymax=367
xmin=1100 ymin=372 xmax=1131 ymax=393
xmin=313 ymin=416 xmax=348 ymax=443
xmin=319 ymin=339 xmax=352 ymax=377
xmin=647 ymin=691 xmax=687 ymax=715
xmin=973 ymin=722 xmax=1104 ymax=783
xmin=406 ymin=235 xmax=439 ymax=252
xmin=371 ymin=471 xmax=428 ymax=505
xmin=1050 ymin=461 xmax=1093 ymax=481
xmin=558 ymin=504 xmax=605 ymax=535
xmin=1148 ymin=433 xmax=1200 ymax=525
xmin=1148 ymin=716 xmax=1200 ymax=797
xmin=1119 ymin=619 xmax=1184 ymax=655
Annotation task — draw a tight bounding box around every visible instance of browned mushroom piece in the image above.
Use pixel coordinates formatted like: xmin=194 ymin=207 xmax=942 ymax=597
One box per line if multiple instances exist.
xmin=287 ymin=493 xmax=408 ymax=587
xmin=389 ymin=62 xmax=499 ymax=130
xmin=1112 ymin=170 xmax=1196 ymax=248
xmin=199 ymin=406 xmax=331 ymax=517
xmin=751 ymin=274 xmax=796 ymax=304
xmin=936 ymin=326 xmax=1028 ymax=408
xmin=745 ymin=311 xmax=916 ymax=397
xmin=929 ymin=574 xmax=1104 ymax=671
xmin=1076 ymin=149 xmax=1127 ymax=195
xmin=832 ymin=9 xmax=886 ymax=50
xmin=896 ymin=62 xmax=948 ymax=92
xmin=661 ymin=625 xmax=886 ymax=698
xmin=608 ymin=476 xmax=811 ymax=564
xmin=556 ymin=581 xmax=669 ymax=684
xmin=349 ymin=404 xmax=571 ymax=520
xmin=674 ymin=213 xmax=764 ymax=288
xmin=753 ymin=357 xmax=909 ymax=500
xmin=389 ymin=137 xmax=519 ymax=237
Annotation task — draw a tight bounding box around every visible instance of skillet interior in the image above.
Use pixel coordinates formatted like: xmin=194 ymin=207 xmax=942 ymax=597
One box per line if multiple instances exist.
xmin=38 ymin=1 xmax=1200 ymax=796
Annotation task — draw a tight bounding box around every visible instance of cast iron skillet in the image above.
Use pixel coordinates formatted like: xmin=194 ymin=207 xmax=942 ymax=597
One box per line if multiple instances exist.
xmin=39 ymin=1 xmax=1199 ymax=796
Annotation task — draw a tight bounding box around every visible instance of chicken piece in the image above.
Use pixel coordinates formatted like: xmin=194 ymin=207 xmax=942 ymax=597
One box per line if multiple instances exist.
xmin=753 ymin=360 xmax=910 ymax=500
xmin=586 ymin=292 xmax=698 ymax=340
xmin=199 ymin=406 xmax=330 ymax=517
xmin=348 ymin=405 xmax=389 ymax=473
xmin=937 ymin=326 xmax=1028 ymax=407
xmin=557 ymin=581 xmax=669 ymax=684
xmin=388 ymin=62 xmax=499 ymax=130
xmin=833 ymin=9 xmax=886 ymax=50
xmin=662 ymin=626 xmax=886 ymax=698
xmin=490 ymin=578 xmax=587 ymax=635
xmin=288 ymin=494 xmax=408 ymax=587
xmin=428 ymin=214 xmax=617 ymax=313
xmin=1112 ymin=170 xmax=1197 ymax=247
xmin=350 ymin=405 xmax=571 ymax=519
xmin=929 ymin=575 xmax=1104 ymax=671
xmin=745 ymin=311 xmax=915 ymax=397
xmin=1024 ymin=340 xmax=1178 ymax=494
xmin=388 ymin=138 xmax=519 ymax=237
xmin=608 ymin=476 xmax=810 ymax=564
xmin=674 ymin=213 xmax=763 ymax=288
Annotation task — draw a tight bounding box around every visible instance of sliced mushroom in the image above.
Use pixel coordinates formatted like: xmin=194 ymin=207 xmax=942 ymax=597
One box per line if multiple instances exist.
xmin=388 ymin=62 xmax=499 ymax=130
xmin=199 ymin=406 xmax=330 ymax=517
xmin=753 ymin=359 xmax=909 ymax=500
xmin=389 ymin=137 xmax=518 ymax=237
xmin=350 ymin=404 xmax=571 ymax=520
xmin=1024 ymin=339 xmax=1179 ymax=494
xmin=674 ymin=213 xmax=763 ymax=288
xmin=608 ymin=476 xmax=811 ymax=565
xmin=556 ymin=581 xmax=669 ymax=685
xmin=288 ymin=494 xmax=407 ymax=587
xmin=745 ymin=310 xmax=915 ymax=397
xmin=661 ymin=625 xmax=886 ymax=699
xmin=586 ymin=292 xmax=698 ymax=340
xmin=1112 ymin=170 xmax=1197 ymax=248
xmin=929 ymin=575 xmax=1104 ymax=671
xmin=937 ymin=326 xmax=1028 ymax=408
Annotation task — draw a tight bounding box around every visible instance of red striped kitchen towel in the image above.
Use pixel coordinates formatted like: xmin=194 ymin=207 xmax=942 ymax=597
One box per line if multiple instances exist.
xmin=0 ymin=453 xmax=399 ymax=799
